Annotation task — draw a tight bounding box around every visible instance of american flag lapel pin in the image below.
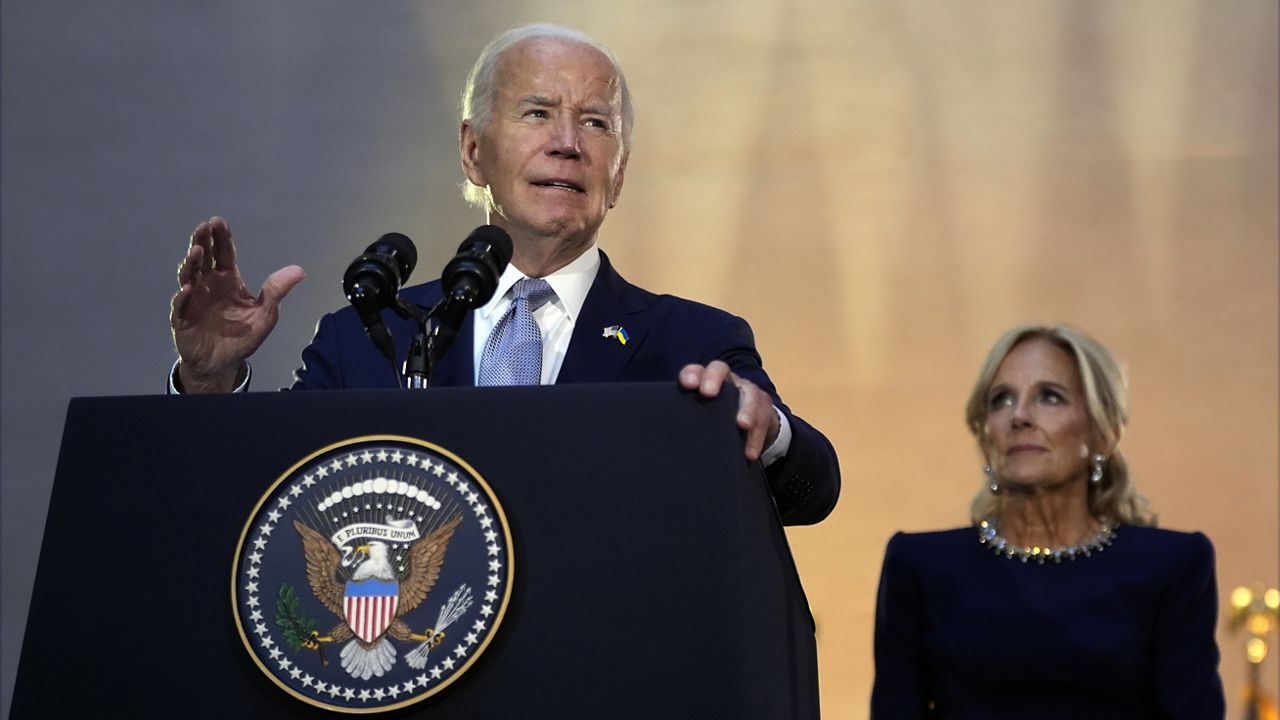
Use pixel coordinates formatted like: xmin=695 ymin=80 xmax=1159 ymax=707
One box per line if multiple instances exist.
xmin=602 ymin=325 xmax=630 ymax=345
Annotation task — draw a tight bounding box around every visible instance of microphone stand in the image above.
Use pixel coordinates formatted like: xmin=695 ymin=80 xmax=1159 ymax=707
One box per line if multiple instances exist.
xmin=396 ymin=291 xmax=469 ymax=389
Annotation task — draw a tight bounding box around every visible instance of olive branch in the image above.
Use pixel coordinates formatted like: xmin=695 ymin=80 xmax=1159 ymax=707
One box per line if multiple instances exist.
xmin=275 ymin=583 xmax=327 ymax=665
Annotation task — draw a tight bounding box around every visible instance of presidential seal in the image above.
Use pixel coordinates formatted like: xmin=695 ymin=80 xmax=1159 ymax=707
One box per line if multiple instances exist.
xmin=232 ymin=435 xmax=513 ymax=712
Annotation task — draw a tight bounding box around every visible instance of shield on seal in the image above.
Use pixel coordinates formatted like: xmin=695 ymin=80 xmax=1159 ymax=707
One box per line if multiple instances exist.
xmin=344 ymin=580 xmax=400 ymax=644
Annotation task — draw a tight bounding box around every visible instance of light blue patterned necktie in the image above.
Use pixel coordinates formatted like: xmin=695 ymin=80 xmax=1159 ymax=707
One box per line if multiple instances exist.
xmin=477 ymin=277 xmax=557 ymax=386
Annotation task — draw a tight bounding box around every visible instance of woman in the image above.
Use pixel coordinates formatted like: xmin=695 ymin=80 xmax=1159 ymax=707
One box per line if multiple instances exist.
xmin=871 ymin=325 xmax=1224 ymax=718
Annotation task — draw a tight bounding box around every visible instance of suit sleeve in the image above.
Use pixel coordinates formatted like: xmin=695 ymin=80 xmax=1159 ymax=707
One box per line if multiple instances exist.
xmin=871 ymin=533 xmax=931 ymax=719
xmin=289 ymin=312 xmax=346 ymax=390
xmin=762 ymin=412 xmax=840 ymax=525
xmin=1153 ymin=532 xmax=1226 ymax=719
xmin=705 ymin=314 xmax=840 ymax=525
xmin=288 ymin=305 xmax=412 ymax=391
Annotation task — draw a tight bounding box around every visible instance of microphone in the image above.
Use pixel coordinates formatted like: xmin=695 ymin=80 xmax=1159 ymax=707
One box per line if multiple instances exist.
xmin=441 ymin=225 xmax=513 ymax=308
xmin=343 ymin=233 xmax=417 ymax=361
xmin=401 ymin=226 xmax=514 ymax=387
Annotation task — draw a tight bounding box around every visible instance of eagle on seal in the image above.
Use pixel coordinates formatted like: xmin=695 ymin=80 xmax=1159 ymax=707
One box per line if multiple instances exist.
xmin=293 ymin=515 xmax=462 ymax=680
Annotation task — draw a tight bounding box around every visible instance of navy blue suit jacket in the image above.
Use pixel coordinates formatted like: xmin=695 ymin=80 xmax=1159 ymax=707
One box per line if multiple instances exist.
xmin=871 ymin=526 xmax=1225 ymax=719
xmin=289 ymin=251 xmax=839 ymax=525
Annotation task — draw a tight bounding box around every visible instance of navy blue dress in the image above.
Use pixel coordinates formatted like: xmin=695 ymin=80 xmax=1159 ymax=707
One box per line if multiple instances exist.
xmin=871 ymin=526 xmax=1225 ymax=719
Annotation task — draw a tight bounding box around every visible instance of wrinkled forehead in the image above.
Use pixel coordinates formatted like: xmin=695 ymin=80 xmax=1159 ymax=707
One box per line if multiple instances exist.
xmin=495 ymin=37 xmax=623 ymax=110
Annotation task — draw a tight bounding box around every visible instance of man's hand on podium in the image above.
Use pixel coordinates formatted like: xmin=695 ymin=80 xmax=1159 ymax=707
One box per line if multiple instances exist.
xmin=679 ymin=360 xmax=781 ymax=463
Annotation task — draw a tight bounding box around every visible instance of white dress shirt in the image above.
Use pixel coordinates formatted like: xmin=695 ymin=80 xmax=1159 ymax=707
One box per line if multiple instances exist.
xmin=472 ymin=245 xmax=601 ymax=386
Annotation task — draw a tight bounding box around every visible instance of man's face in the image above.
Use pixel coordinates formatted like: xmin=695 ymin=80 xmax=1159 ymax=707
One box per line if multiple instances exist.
xmin=462 ymin=38 xmax=627 ymax=247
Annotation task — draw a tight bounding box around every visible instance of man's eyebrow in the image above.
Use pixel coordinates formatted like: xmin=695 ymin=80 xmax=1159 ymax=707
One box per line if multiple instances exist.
xmin=516 ymin=95 xmax=613 ymax=117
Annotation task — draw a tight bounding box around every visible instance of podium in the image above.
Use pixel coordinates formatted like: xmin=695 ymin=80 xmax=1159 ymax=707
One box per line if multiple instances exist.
xmin=11 ymin=384 xmax=818 ymax=718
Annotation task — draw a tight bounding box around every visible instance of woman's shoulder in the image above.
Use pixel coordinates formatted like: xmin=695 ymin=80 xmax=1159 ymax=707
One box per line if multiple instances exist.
xmin=879 ymin=528 xmax=987 ymax=582
xmin=1117 ymin=525 xmax=1213 ymax=550
xmin=1116 ymin=525 xmax=1215 ymax=562
xmin=884 ymin=527 xmax=975 ymax=556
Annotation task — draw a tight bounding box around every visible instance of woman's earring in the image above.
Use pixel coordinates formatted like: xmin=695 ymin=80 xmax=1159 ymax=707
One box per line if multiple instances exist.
xmin=1089 ymin=453 xmax=1106 ymax=485
xmin=985 ymin=465 xmax=1000 ymax=495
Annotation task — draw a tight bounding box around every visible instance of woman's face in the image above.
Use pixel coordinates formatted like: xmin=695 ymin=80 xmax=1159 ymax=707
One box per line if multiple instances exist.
xmin=982 ymin=338 xmax=1098 ymax=490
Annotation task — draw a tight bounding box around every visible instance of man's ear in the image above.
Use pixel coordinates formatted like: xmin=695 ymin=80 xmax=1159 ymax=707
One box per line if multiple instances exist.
xmin=460 ymin=121 xmax=486 ymax=187
xmin=607 ymin=152 xmax=628 ymax=209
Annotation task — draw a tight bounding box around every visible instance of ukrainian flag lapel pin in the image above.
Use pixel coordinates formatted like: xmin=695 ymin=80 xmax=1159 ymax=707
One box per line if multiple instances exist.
xmin=602 ymin=325 xmax=630 ymax=346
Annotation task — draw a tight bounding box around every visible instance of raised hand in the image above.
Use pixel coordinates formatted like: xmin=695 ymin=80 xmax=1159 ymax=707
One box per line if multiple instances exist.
xmin=170 ymin=216 xmax=306 ymax=393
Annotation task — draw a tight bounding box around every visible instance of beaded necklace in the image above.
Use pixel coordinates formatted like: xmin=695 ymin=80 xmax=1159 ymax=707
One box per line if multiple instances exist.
xmin=977 ymin=517 xmax=1116 ymax=564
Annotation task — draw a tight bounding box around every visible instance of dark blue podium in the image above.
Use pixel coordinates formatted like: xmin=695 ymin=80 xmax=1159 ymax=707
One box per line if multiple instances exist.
xmin=11 ymin=384 xmax=818 ymax=718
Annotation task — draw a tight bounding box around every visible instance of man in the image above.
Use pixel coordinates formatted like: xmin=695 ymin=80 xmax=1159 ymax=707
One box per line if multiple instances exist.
xmin=170 ymin=24 xmax=838 ymax=524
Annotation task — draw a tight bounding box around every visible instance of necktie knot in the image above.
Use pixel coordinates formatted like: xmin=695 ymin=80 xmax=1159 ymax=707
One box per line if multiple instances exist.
xmin=512 ymin=277 xmax=556 ymax=311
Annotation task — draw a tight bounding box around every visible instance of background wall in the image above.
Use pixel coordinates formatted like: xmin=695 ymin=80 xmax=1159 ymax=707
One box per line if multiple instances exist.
xmin=2 ymin=1 xmax=1275 ymax=717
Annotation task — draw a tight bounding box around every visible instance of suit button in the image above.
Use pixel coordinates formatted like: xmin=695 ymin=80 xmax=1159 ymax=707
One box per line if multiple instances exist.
xmin=786 ymin=475 xmax=813 ymax=499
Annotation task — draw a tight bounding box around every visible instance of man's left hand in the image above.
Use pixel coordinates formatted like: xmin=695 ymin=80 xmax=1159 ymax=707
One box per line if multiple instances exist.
xmin=679 ymin=360 xmax=780 ymax=462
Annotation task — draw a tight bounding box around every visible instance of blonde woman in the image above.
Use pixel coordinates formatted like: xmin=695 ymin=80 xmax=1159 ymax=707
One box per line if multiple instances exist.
xmin=871 ymin=325 xmax=1224 ymax=718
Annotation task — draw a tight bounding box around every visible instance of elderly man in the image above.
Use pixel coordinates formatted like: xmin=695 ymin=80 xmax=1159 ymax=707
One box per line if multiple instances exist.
xmin=170 ymin=24 xmax=839 ymax=524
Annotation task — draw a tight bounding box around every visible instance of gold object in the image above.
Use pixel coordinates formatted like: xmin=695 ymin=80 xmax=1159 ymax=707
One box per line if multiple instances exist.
xmin=1247 ymin=638 xmax=1268 ymax=665
xmin=1229 ymin=584 xmax=1280 ymax=717
xmin=1231 ymin=584 xmax=1280 ymax=664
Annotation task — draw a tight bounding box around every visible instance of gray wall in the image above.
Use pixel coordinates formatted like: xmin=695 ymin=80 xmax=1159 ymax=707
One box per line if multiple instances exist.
xmin=1 ymin=3 xmax=496 ymax=713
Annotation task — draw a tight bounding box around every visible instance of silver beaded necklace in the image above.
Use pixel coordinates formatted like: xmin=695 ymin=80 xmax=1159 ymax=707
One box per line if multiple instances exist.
xmin=977 ymin=518 xmax=1117 ymax=564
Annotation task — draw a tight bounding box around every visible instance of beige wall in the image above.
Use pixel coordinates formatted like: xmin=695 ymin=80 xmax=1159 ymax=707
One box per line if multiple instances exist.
xmin=480 ymin=0 xmax=1279 ymax=715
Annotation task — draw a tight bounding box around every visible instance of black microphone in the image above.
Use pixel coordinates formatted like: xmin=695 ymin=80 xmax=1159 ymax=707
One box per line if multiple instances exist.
xmin=343 ymin=233 xmax=417 ymax=362
xmin=405 ymin=226 xmax=514 ymax=385
xmin=441 ymin=225 xmax=513 ymax=308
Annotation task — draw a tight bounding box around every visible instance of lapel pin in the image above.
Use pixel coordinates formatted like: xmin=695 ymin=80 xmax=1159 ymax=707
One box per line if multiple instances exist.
xmin=602 ymin=325 xmax=630 ymax=345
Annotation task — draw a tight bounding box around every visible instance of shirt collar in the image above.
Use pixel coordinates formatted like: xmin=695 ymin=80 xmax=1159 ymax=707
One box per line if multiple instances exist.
xmin=478 ymin=244 xmax=601 ymax=322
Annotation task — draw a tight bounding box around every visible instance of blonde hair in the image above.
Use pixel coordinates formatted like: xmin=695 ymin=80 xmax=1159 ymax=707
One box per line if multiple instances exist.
xmin=460 ymin=23 xmax=634 ymax=209
xmin=965 ymin=324 xmax=1155 ymax=526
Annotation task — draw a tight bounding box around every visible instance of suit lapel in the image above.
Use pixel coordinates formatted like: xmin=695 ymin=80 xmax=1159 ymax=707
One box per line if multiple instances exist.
xmin=557 ymin=251 xmax=651 ymax=383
